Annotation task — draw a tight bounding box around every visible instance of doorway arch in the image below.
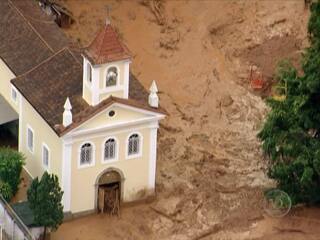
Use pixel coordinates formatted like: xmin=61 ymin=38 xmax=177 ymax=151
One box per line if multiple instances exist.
xmin=94 ymin=167 xmax=125 ymax=212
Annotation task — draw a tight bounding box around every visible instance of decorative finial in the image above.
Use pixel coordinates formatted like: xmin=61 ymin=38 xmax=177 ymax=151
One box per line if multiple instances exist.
xmin=148 ymin=80 xmax=159 ymax=108
xmin=64 ymin=97 xmax=72 ymax=110
xmin=63 ymin=97 xmax=73 ymax=127
xmin=150 ymin=80 xmax=158 ymax=93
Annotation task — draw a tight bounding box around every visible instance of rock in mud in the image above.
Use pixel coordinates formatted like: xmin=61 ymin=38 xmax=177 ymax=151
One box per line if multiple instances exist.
xmin=152 ymin=197 xmax=181 ymax=217
xmin=221 ymin=95 xmax=234 ymax=107
xmin=208 ymin=21 xmax=227 ymax=35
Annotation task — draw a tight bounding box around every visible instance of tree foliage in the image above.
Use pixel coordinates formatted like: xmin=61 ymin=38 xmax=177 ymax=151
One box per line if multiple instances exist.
xmin=0 ymin=182 xmax=13 ymax=202
xmin=258 ymin=0 xmax=320 ymax=204
xmin=27 ymin=172 xmax=64 ymax=239
xmin=0 ymin=147 xmax=24 ymax=197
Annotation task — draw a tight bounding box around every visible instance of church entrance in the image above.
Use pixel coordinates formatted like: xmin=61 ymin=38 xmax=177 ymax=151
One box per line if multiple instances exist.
xmin=97 ymin=170 xmax=121 ymax=215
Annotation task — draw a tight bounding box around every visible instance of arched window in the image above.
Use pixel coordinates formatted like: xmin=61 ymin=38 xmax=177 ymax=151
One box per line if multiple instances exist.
xmin=128 ymin=134 xmax=140 ymax=156
xmin=104 ymin=138 xmax=116 ymax=160
xmin=80 ymin=143 xmax=92 ymax=165
xmin=87 ymin=63 xmax=92 ymax=83
xmin=106 ymin=67 xmax=118 ymax=87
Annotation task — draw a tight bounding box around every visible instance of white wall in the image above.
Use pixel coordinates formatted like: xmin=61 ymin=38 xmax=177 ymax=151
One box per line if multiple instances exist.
xmin=0 ymin=59 xmax=19 ymax=125
xmin=0 ymin=95 xmax=18 ymax=125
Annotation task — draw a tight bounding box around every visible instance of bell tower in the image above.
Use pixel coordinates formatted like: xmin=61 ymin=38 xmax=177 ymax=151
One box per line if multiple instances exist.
xmin=82 ymin=20 xmax=132 ymax=106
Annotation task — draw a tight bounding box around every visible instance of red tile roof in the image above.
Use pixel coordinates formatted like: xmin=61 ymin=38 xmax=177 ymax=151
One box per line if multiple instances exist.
xmin=83 ymin=22 xmax=131 ymax=65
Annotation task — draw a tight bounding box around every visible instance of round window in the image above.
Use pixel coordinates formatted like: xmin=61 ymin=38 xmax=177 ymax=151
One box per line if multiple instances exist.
xmin=108 ymin=110 xmax=115 ymax=117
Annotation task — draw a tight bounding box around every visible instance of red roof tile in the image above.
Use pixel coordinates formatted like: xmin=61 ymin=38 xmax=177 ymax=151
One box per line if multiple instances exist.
xmin=83 ymin=22 xmax=131 ymax=65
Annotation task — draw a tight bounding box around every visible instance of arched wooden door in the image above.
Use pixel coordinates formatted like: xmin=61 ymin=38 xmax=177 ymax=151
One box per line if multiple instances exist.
xmin=97 ymin=170 xmax=121 ymax=215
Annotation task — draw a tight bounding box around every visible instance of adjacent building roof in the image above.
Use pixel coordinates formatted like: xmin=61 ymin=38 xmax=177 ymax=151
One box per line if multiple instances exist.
xmin=83 ymin=22 xmax=131 ymax=65
xmin=12 ymin=48 xmax=86 ymax=136
xmin=0 ymin=0 xmax=69 ymax=76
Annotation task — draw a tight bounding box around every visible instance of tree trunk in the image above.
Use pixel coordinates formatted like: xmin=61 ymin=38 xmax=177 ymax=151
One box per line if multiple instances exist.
xmin=42 ymin=227 xmax=47 ymax=240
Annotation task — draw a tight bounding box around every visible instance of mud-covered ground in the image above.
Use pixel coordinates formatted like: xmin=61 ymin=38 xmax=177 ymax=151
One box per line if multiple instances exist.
xmin=49 ymin=0 xmax=320 ymax=239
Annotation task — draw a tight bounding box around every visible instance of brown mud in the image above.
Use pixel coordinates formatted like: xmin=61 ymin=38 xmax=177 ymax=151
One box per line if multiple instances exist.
xmin=45 ymin=0 xmax=319 ymax=239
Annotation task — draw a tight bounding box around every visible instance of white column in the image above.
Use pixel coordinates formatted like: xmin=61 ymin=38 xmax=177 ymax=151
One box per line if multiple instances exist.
xmin=123 ymin=60 xmax=130 ymax=99
xmin=62 ymin=138 xmax=72 ymax=212
xmin=92 ymin=66 xmax=100 ymax=105
xmin=18 ymin=95 xmax=23 ymax=152
xmin=82 ymin=57 xmax=87 ymax=100
xmin=148 ymin=125 xmax=158 ymax=191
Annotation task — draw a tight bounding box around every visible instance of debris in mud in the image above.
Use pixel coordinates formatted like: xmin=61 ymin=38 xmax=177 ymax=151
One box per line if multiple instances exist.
xmin=158 ymin=137 xmax=176 ymax=158
xmin=241 ymin=35 xmax=302 ymax=78
xmin=191 ymin=223 xmax=223 ymax=240
xmin=186 ymin=134 xmax=212 ymax=149
xmin=39 ymin=0 xmax=74 ymax=28
xmin=212 ymin=68 xmax=220 ymax=82
xmin=208 ymin=21 xmax=229 ymax=35
xmin=268 ymin=17 xmax=287 ymax=27
xmin=173 ymin=102 xmax=194 ymax=124
xmin=159 ymin=123 xmax=182 ymax=134
xmin=159 ymin=30 xmax=180 ymax=50
xmin=140 ymin=0 xmax=166 ymax=26
xmin=220 ymin=94 xmax=234 ymax=107
xmin=215 ymin=183 xmax=238 ymax=194
xmin=273 ymin=227 xmax=306 ymax=234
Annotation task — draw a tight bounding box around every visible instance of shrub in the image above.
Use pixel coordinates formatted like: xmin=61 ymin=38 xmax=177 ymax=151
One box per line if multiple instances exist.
xmin=0 ymin=182 xmax=13 ymax=202
xmin=0 ymin=148 xmax=25 ymax=196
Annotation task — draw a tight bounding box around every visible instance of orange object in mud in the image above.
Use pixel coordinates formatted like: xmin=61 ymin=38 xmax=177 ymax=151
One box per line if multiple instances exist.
xmin=251 ymin=78 xmax=264 ymax=89
xmin=249 ymin=66 xmax=264 ymax=89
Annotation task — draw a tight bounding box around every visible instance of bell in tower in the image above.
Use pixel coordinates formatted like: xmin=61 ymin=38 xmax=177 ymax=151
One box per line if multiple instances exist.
xmin=82 ymin=19 xmax=132 ymax=106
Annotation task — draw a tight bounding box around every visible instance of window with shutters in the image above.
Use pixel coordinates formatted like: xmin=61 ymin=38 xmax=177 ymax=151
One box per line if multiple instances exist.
xmin=87 ymin=63 xmax=92 ymax=83
xmin=80 ymin=143 xmax=93 ymax=166
xmin=127 ymin=133 xmax=142 ymax=158
xmin=104 ymin=138 xmax=117 ymax=161
xmin=11 ymin=86 xmax=18 ymax=103
xmin=42 ymin=144 xmax=50 ymax=169
xmin=27 ymin=126 xmax=34 ymax=153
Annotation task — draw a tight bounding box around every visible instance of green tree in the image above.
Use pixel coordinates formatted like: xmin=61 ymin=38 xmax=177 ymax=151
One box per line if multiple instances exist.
xmin=27 ymin=172 xmax=64 ymax=240
xmin=0 ymin=181 xmax=13 ymax=201
xmin=258 ymin=0 xmax=320 ymax=204
xmin=0 ymin=147 xmax=24 ymax=196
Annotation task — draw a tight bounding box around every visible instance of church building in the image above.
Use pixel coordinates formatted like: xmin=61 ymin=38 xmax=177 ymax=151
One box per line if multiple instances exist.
xmin=0 ymin=0 xmax=165 ymax=216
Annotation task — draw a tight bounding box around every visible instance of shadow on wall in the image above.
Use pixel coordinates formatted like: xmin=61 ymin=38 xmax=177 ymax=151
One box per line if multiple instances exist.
xmin=0 ymin=120 xmax=18 ymax=149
